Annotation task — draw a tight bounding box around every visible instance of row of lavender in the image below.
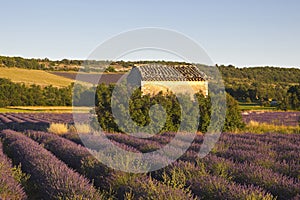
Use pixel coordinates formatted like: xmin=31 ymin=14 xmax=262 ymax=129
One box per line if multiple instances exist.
xmin=0 ymin=141 xmax=27 ymax=199
xmin=26 ymin=131 xmax=274 ymax=200
xmin=242 ymin=111 xmax=300 ymax=126
xmin=1 ymin=128 xmax=299 ymax=199
xmin=0 ymin=113 xmax=89 ymax=124
xmin=27 ymin=130 xmax=299 ymax=199
xmin=1 ymin=130 xmax=192 ymax=199
xmin=80 ymin=131 xmax=300 ymax=178
xmin=1 ymin=111 xmax=299 ymax=126
xmin=0 ymin=130 xmax=104 ymax=199
xmin=67 ymin=131 xmax=299 ymax=199
xmin=109 ymin=132 xmax=300 ymax=199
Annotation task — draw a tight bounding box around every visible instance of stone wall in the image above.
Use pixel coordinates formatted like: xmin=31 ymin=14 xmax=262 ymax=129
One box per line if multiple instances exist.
xmin=141 ymin=81 xmax=208 ymax=98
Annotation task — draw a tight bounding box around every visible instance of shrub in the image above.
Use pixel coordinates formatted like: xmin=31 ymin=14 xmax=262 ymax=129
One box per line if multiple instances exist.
xmin=109 ymin=173 xmax=195 ymax=200
xmin=188 ymin=175 xmax=274 ymax=200
xmin=153 ymin=160 xmax=273 ymax=200
xmin=95 ymin=84 xmax=245 ymax=134
xmin=69 ymin=123 xmax=91 ymax=134
xmin=202 ymin=155 xmax=300 ymax=199
xmin=223 ymin=94 xmax=245 ymax=131
xmin=47 ymin=123 xmax=68 ymax=134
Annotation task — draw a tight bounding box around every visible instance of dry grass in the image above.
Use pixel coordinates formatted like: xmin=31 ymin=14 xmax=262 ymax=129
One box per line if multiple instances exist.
xmin=47 ymin=123 xmax=69 ymax=135
xmin=0 ymin=67 xmax=73 ymax=87
xmin=69 ymin=123 xmax=91 ymax=134
xmin=242 ymin=120 xmax=300 ymax=134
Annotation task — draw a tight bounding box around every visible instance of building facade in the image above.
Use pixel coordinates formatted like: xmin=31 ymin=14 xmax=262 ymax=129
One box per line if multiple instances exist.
xmin=129 ymin=64 xmax=208 ymax=98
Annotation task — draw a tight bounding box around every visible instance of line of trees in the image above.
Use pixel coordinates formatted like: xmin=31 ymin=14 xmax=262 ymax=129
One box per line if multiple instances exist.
xmin=217 ymin=65 xmax=300 ymax=105
xmin=225 ymin=81 xmax=300 ymax=110
xmin=94 ymin=83 xmax=245 ymax=133
xmin=279 ymin=85 xmax=300 ymax=110
xmin=0 ymin=78 xmax=72 ymax=107
xmin=218 ymin=65 xmax=300 ymax=84
xmin=0 ymin=56 xmax=83 ymax=71
xmin=1 ymin=74 xmax=299 ymax=111
xmin=1 ymin=75 xmax=299 ymax=133
xmin=0 ymin=56 xmax=44 ymax=70
xmin=225 ymin=82 xmax=288 ymax=104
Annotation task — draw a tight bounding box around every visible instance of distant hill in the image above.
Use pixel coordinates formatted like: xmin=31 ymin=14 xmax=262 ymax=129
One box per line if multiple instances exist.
xmin=0 ymin=55 xmax=131 ymax=72
xmin=216 ymin=65 xmax=300 ymax=103
xmin=1 ymin=55 xmax=299 ymax=83
xmin=1 ymin=55 xmax=300 ymax=106
xmin=218 ymin=65 xmax=300 ymax=84
xmin=0 ymin=55 xmax=82 ymax=71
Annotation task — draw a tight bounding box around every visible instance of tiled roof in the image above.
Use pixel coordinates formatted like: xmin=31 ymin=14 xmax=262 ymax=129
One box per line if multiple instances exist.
xmin=135 ymin=64 xmax=207 ymax=81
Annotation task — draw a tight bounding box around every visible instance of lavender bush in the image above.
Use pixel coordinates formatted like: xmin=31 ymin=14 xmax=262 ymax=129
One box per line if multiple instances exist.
xmin=188 ymin=175 xmax=274 ymax=200
xmin=1 ymin=110 xmax=298 ymax=200
xmin=0 ymin=141 xmax=27 ymax=200
xmin=59 ymin=130 xmax=300 ymax=199
xmin=152 ymin=160 xmax=274 ymax=200
xmin=0 ymin=130 xmax=103 ymax=200
xmin=26 ymin=130 xmax=113 ymax=190
xmin=26 ymin=131 xmax=194 ymax=199
xmin=202 ymin=155 xmax=300 ymax=199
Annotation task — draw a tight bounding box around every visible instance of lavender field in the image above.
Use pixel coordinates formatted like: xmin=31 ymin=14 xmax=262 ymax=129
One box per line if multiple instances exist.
xmin=242 ymin=111 xmax=300 ymax=126
xmin=0 ymin=111 xmax=299 ymax=128
xmin=0 ymin=113 xmax=89 ymax=125
xmin=0 ymin=112 xmax=299 ymax=199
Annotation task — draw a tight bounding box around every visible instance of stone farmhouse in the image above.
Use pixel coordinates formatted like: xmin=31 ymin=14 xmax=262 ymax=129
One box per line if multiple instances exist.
xmin=128 ymin=64 xmax=208 ymax=98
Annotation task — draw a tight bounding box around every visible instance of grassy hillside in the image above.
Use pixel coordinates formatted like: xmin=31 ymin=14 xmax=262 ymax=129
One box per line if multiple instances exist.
xmin=0 ymin=67 xmax=73 ymax=87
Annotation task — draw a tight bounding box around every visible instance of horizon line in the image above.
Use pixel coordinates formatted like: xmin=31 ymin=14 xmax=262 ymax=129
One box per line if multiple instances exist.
xmin=0 ymin=54 xmax=299 ymax=69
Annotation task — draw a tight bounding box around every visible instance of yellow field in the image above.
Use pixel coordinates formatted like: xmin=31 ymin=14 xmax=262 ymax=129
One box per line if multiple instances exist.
xmin=1 ymin=106 xmax=91 ymax=113
xmin=0 ymin=67 xmax=74 ymax=87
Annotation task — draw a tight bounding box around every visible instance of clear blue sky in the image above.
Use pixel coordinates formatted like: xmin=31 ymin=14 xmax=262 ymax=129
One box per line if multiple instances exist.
xmin=1 ymin=0 xmax=299 ymax=67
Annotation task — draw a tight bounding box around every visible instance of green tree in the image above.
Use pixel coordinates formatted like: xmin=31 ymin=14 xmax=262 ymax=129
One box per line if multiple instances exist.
xmin=223 ymin=94 xmax=245 ymax=131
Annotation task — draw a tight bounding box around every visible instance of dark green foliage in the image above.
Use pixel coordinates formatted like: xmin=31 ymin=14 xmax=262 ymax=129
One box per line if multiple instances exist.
xmin=279 ymin=85 xmax=300 ymax=110
xmin=0 ymin=56 xmax=43 ymax=70
xmin=95 ymin=84 xmax=244 ymax=133
xmin=94 ymin=84 xmax=118 ymax=132
xmin=104 ymin=66 xmax=116 ymax=72
xmin=0 ymin=56 xmax=82 ymax=71
xmin=0 ymin=78 xmax=72 ymax=107
xmin=196 ymin=93 xmax=211 ymax=132
xmin=218 ymin=65 xmax=300 ymax=84
xmin=223 ymin=94 xmax=245 ymax=131
xmin=217 ymin=65 xmax=300 ymax=106
xmin=95 ymin=84 xmax=194 ymax=133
